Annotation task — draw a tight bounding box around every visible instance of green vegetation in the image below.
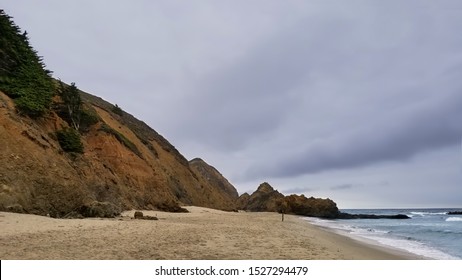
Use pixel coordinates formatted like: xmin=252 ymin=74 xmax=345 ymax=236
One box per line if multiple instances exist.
xmin=79 ymin=107 xmax=100 ymax=133
xmin=112 ymin=104 xmax=123 ymax=116
xmin=0 ymin=10 xmax=54 ymax=117
xmin=98 ymin=123 xmax=142 ymax=158
xmin=56 ymin=128 xmax=84 ymax=154
xmin=55 ymin=81 xmax=100 ymax=133
xmin=58 ymin=81 xmax=81 ymax=130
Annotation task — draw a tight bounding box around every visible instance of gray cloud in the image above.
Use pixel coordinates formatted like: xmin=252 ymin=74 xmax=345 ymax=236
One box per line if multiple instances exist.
xmin=246 ymin=91 xmax=462 ymax=179
xmin=330 ymin=184 xmax=355 ymax=191
xmin=282 ymin=186 xmax=320 ymax=195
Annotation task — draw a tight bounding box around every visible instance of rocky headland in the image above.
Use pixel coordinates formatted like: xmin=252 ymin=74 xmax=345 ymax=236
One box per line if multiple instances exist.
xmin=238 ymin=182 xmax=410 ymax=220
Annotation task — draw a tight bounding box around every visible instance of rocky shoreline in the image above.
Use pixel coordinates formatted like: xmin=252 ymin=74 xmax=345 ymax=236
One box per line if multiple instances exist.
xmin=238 ymin=182 xmax=411 ymax=220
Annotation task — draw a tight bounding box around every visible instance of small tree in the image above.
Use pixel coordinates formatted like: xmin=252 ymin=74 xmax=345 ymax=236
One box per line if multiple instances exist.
xmin=58 ymin=81 xmax=81 ymax=130
xmin=112 ymin=104 xmax=123 ymax=116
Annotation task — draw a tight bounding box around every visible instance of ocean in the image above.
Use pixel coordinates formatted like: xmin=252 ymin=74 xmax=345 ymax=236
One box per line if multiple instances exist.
xmin=304 ymin=208 xmax=462 ymax=259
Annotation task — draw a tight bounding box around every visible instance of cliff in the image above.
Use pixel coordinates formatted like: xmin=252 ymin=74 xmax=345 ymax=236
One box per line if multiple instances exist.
xmin=0 ymin=88 xmax=240 ymax=217
xmin=0 ymin=10 xmax=243 ymax=217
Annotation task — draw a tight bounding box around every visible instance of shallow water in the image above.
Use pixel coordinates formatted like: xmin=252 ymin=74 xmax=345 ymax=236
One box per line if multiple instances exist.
xmin=305 ymin=208 xmax=462 ymax=259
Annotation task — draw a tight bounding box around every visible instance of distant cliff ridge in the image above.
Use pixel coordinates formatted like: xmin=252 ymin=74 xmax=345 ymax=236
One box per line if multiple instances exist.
xmin=189 ymin=158 xmax=239 ymax=203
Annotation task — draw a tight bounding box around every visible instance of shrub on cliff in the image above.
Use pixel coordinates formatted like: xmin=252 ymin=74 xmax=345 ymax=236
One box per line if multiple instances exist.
xmin=78 ymin=108 xmax=100 ymax=132
xmin=56 ymin=128 xmax=84 ymax=153
xmin=112 ymin=104 xmax=123 ymax=116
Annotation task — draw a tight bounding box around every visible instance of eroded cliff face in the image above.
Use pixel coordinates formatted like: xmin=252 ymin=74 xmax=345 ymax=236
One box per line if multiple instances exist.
xmin=238 ymin=182 xmax=339 ymax=218
xmin=0 ymin=90 xmax=238 ymax=217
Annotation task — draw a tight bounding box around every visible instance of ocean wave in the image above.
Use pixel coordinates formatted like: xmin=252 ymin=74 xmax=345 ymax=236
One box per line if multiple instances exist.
xmin=410 ymin=211 xmax=448 ymax=216
xmin=446 ymin=217 xmax=462 ymax=222
xmin=303 ymin=216 xmax=460 ymax=259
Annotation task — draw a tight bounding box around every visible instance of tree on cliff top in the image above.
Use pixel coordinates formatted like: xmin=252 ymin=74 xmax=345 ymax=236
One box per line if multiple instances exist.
xmin=0 ymin=9 xmax=54 ymax=117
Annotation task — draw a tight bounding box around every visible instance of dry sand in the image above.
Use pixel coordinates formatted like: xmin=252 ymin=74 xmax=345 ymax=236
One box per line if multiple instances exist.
xmin=0 ymin=207 xmax=419 ymax=260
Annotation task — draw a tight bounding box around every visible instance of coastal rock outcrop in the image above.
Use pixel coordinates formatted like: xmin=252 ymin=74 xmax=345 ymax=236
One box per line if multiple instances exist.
xmin=283 ymin=194 xmax=339 ymax=219
xmin=238 ymin=182 xmax=340 ymax=218
xmin=236 ymin=192 xmax=250 ymax=210
xmin=239 ymin=182 xmax=285 ymax=212
xmin=336 ymin=213 xmax=410 ymax=219
xmin=239 ymin=182 xmax=411 ymax=220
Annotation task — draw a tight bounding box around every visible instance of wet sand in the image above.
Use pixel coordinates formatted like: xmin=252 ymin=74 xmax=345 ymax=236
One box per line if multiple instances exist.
xmin=0 ymin=207 xmax=418 ymax=259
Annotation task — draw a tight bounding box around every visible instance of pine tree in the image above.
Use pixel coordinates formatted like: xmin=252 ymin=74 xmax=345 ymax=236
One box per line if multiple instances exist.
xmin=0 ymin=9 xmax=54 ymax=117
xmin=58 ymin=81 xmax=82 ymax=131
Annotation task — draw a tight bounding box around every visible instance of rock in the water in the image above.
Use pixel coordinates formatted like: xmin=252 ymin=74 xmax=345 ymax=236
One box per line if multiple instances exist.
xmin=283 ymin=194 xmax=339 ymax=219
xmin=336 ymin=213 xmax=411 ymax=219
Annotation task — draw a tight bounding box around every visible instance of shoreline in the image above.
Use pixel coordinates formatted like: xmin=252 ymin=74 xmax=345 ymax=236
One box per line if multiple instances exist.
xmin=300 ymin=218 xmax=425 ymax=260
xmin=0 ymin=207 xmax=420 ymax=260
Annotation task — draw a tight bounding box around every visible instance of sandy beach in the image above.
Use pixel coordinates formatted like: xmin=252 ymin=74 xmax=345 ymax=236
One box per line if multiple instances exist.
xmin=0 ymin=207 xmax=418 ymax=260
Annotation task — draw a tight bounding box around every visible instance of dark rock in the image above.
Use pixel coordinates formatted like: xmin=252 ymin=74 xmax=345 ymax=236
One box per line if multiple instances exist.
xmin=283 ymin=194 xmax=340 ymax=219
xmin=240 ymin=182 xmax=285 ymax=212
xmin=141 ymin=215 xmax=158 ymax=220
xmin=156 ymin=202 xmax=189 ymax=213
xmin=5 ymin=204 xmax=25 ymax=214
xmin=336 ymin=213 xmax=410 ymax=219
xmin=447 ymin=211 xmax=462 ymax=215
xmin=62 ymin=211 xmax=84 ymax=219
xmin=78 ymin=201 xmax=121 ymax=218
xmin=236 ymin=193 xmax=250 ymax=210
xmin=133 ymin=211 xmax=158 ymax=220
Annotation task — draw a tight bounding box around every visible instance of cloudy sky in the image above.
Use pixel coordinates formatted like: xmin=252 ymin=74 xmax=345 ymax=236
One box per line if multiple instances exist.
xmin=3 ymin=1 xmax=462 ymax=208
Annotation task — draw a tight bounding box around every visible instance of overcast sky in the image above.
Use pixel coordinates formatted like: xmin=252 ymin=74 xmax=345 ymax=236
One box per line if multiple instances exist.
xmin=3 ymin=1 xmax=462 ymax=208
